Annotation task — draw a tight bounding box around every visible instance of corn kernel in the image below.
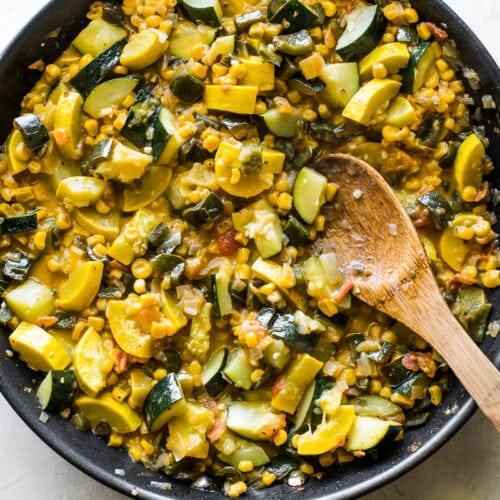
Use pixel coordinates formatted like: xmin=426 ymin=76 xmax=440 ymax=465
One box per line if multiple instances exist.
xmin=128 ymin=445 xmax=143 ymax=462
xmin=336 ymin=448 xmax=354 ymax=463
xmin=274 ymin=429 xmax=288 ymax=447
xmin=369 ymin=379 xmax=383 ymax=394
xmin=108 ymin=432 xmax=123 ymax=447
xmin=227 ymin=481 xmax=247 ymax=498
xmin=372 ymin=62 xmax=388 ymax=79
xmin=202 ymin=133 xmax=220 ymax=153
xmin=277 ymin=192 xmax=293 ymax=211
xmin=325 ymin=182 xmax=338 ymax=201
xmin=319 ymin=452 xmax=336 ymax=467
xmin=87 ymin=316 xmax=105 ymax=331
xmin=379 ymin=386 xmax=392 ymax=399
xmin=133 ymin=278 xmax=147 ymax=294
xmin=261 ymin=471 xmax=277 ymax=486
xmin=455 ymin=225 xmax=475 ymax=240
xmin=237 ymin=460 xmax=254 ymax=473
xmin=153 ymin=368 xmax=168 ymax=380
xmin=428 ymin=384 xmax=443 ymax=406
xmin=321 ymin=0 xmax=336 ymax=17
xmin=416 ymin=22 xmax=432 ymax=40
xmin=342 ymin=368 xmax=357 ymax=386
xmin=300 ymin=462 xmax=314 ymax=475
xmin=482 ymin=270 xmax=500 ymax=288
xmin=33 ymin=230 xmax=47 ymax=251
xmin=390 ymin=392 xmax=415 ymax=409
xmin=230 ymin=167 xmax=241 ymax=185
xmin=441 ymin=68 xmax=455 ymax=81
xmin=131 ymin=258 xmax=153 ymax=280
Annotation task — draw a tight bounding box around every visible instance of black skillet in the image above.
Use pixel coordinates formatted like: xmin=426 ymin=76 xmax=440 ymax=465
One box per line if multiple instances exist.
xmin=0 ymin=1 xmax=498 ymax=498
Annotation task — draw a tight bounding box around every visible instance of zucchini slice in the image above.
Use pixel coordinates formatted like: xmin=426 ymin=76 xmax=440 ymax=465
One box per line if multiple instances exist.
xmin=37 ymin=369 xmax=77 ymax=411
xmin=179 ymin=0 xmax=224 ymax=27
xmin=223 ymin=348 xmax=253 ymax=390
xmin=201 ymin=347 xmax=229 ymax=396
xmin=168 ymin=22 xmax=217 ymax=58
xmin=122 ymin=165 xmax=173 ymax=212
xmin=70 ymin=40 xmax=126 ymax=98
xmin=4 ymin=279 xmax=55 ymax=323
xmin=401 ymin=41 xmax=437 ymax=94
xmin=217 ymin=439 xmax=270 ymax=467
xmin=13 ymin=113 xmax=49 ymax=154
xmin=183 ymin=192 xmax=225 ymax=228
xmin=227 ymin=401 xmax=284 ymax=441
xmin=232 ymin=198 xmax=283 ymax=258
xmin=83 ymin=75 xmax=141 ymax=118
xmin=292 ymin=166 xmax=327 ymax=224
xmin=260 ymin=107 xmax=302 ymax=138
xmin=72 ymin=17 xmax=127 ymax=57
xmin=320 ymin=62 xmax=360 ymax=109
xmin=143 ymin=372 xmax=187 ymax=431
xmin=344 ymin=415 xmax=402 ymax=451
xmin=269 ymin=313 xmax=321 ymax=355
xmin=267 ymin=0 xmax=319 ymax=34
xmin=349 ymin=394 xmax=404 ymax=420
xmin=1 ymin=213 xmax=38 ymax=234
xmin=170 ymin=67 xmax=205 ymax=104
xmin=336 ymin=4 xmax=387 ymax=61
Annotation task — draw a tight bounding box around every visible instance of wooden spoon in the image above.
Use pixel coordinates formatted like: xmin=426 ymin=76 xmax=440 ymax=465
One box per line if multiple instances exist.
xmin=312 ymin=153 xmax=500 ymax=430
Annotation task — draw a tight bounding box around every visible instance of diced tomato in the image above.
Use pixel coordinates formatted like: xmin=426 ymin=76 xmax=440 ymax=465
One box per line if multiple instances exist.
xmin=217 ymin=229 xmax=239 ymax=256
xmin=334 ymin=281 xmax=354 ymax=302
xmin=425 ymin=22 xmax=448 ymax=42
xmin=35 ymin=315 xmax=58 ymax=328
xmin=272 ymin=375 xmax=285 ymax=398
xmin=207 ymin=417 xmax=227 ymax=442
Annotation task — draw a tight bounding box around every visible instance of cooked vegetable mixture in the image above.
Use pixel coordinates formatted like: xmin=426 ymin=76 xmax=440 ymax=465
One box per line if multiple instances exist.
xmin=1 ymin=0 xmax=499 ymax=495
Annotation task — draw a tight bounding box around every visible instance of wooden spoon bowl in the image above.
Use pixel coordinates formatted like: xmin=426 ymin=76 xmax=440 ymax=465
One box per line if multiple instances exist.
xmin=312 ymin=153 xmax=500 ymax=430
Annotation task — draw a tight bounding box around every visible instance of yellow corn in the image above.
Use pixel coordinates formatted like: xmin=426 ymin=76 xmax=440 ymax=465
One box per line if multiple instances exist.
xmin=429 ymin=385 xmax=443 ymax=406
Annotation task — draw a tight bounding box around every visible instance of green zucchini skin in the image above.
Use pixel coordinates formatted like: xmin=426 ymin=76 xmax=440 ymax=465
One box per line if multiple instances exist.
xmin=226 ymin=400 xmax=284 ymax=441
xmin=417 ymin=190 xmax=452 ymax=229
xmin=13 ymin=113 xmax=49 ymax=153
xmin=269 ymin=313 xmax=321 ymax=355
xmin=336 ymin=4 xmax=387 ymax=62
xmin=182 ymin=192 xmax=225 ymax=228
xmin=1 ymin=213 xmax=38 ymax=234
xmin=201 ymin=347 xmax=229 ymax=396
xmin=170 ymin=68 xmax=205 ymax=104
xmin=37 ymin=369 xmax=78 ymax=411
xmin=82 ymin=138 xmax=114 ymax=174
xmin=400 ymin=41 xmax=435 ymax=94
xmin=120 ymin=88 xmax=161 ymax=149
xmin=143 ymin=372 xmax=186 ymax=431
xmin=70 ymin=40 xmax=126 ymax=98
xmin=179 ymin=0 xmax=223 ymax=27
xmin=267 ymin=0 xmax=319 ymax=34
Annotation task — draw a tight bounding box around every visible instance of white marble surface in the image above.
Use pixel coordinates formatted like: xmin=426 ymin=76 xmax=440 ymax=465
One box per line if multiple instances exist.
xmin=0 ymin=1 xmax=499 ymax=499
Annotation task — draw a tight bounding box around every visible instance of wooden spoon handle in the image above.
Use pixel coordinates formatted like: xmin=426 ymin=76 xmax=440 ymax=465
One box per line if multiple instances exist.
xmin=397 ymin=288 xmax=500 ymax=431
